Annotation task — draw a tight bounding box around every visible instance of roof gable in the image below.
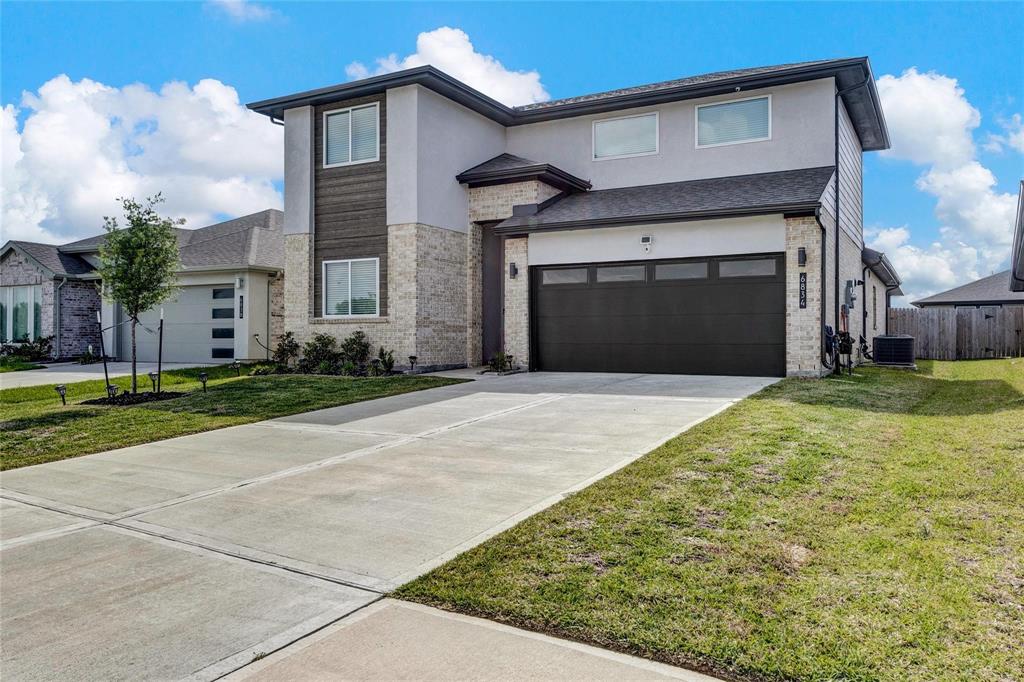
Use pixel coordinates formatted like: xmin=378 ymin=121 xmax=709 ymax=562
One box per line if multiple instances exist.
xmin=913 ymin=270 xmax=1024 ymax=307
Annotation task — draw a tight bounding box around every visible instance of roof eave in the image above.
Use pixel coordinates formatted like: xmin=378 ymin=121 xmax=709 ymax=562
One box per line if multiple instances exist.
xmin=1011 ymin=180 xmax=1024 ymax=291
xmin=1 ymin=241 xmax=60 ymax=279
xmin=493 ymin=201 xmax=820 ymax=236
xmin=456 ymin=164 xmax=591 ymax=193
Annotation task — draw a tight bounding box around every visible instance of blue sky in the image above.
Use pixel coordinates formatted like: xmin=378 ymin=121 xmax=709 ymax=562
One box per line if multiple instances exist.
xmin=3 ymin=1 xmax=1023 ymax=302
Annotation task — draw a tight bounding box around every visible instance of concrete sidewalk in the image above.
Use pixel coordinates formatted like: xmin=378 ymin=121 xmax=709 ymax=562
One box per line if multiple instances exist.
xmin=0 ymin=361 xmax=208 ymax=389
xmin=1 ymin=372 xmax=771 ymax=680
xmin=229 ymin=599 xmax=721 ymax=681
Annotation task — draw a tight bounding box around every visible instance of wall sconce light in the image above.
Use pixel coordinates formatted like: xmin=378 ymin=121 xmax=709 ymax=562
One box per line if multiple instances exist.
xmin=509 ymin=262 xmax=518 ymax=279
xmin=148 ymin=372 xmax=159 ymax=393
xmin=198 ymin=372 xmax=209 ymax=392
xmin=408 ymin=355 xmax=418 ymax=373
xmin=798 ymin=247 xmax=807 ymax=267
xmin=55 ymin=384 xmax=67 ymax=406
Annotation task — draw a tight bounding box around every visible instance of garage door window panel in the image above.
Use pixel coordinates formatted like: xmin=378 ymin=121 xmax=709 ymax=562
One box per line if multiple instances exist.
xmin=595 ymin=265 xmax=646 ymax=283
xmin=718 ymin=258 xmax=777 ymax=278
xmin=541 ymin=268 xmax=589 ymax=285
xmin=212 ymin=288 xmax=234 ymax=299
xmin=212 ymin=308 xmax=234 ymax=319
xmin=655 ymin=262 xmax=708 ymax=281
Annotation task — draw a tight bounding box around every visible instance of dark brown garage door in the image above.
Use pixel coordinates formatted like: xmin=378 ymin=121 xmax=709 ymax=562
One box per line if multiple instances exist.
xmin=531 ymin=254 xmax=785 ymax=376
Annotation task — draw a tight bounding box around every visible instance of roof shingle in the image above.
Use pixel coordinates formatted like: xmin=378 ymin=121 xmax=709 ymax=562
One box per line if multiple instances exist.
xmin=913 ymin=271 xmax=1024 ymax=307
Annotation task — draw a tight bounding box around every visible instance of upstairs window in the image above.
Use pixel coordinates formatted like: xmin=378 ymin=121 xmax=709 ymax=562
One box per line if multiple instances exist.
xmin=323 ymin=258 xmax=379 ymax=317
xmin=593 ymin=112 xmax=658 ymax=160
xmin=696 ymin=95 xmax=771 ymax=148
xmin=324 ymin=103 xmax=379 ymax=167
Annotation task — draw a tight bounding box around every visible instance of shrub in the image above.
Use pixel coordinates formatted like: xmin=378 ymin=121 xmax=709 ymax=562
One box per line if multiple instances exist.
xmin=78 ymin=345 xmax=99 ymax=365
xmin=340 ymin=331 xmax=371 ymax=367
xmin=488 ymin=351 xmax=514 ymax=373
xmin=2 ymin=336 xmax=53 ymax=362
xmin=339 ymin=360 xmax=358 ymax=376
xmin=377 ymin=346 xmax=395 ymax=373
xmin=298 ymin=333 xmax=342 ymax=374
xmin=272 ymin=331 xmax=300 ymax=367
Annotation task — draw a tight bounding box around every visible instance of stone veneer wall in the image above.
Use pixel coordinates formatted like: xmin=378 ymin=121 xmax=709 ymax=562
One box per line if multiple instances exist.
xmin=58 ymin=280 xmax=101 ymax=358
xmin=466 ymin=180 xmax=562 ymax=369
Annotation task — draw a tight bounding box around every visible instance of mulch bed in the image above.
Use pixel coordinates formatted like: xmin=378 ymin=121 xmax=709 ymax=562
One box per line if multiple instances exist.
xmin=81 ymin=391 xmax=185 ymax=406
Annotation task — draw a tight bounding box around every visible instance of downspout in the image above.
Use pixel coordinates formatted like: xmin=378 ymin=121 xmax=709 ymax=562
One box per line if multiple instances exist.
xmin=861 ymin=265 xmax=870 ymax=340
xmin=54 ymin=277 xmax=68 ymax=360
xmin=884 ymin=285 xmax=900 ymax=335
xmin=814 ymin=208 xmax=828 ymax=368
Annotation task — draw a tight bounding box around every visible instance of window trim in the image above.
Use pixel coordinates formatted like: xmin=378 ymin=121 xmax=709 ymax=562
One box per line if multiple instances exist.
xmin=322 ymin=102 xmax=380 ymax=169
xmin=592 ymin=111 xmax=660 ymax=161
xmin=695 ymin=94 xmax=772 ymax=149
xmin=321 ymin=257 xmax=381 ymax=318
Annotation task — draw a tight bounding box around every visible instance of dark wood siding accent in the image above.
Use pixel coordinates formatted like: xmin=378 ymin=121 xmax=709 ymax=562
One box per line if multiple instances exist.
xmin=313 ymin=94 xmax=387 ymax=317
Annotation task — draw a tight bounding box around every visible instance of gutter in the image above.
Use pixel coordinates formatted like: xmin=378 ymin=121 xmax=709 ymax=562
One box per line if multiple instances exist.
xmin=493 ymin=202 xmax=821 ymax=236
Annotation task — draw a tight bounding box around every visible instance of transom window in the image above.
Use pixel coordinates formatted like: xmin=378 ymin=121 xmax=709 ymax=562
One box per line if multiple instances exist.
xmin=323 ymin=258 xmax=379 ymax=317
xmin=696 ymin=95 xmax=771 ymax=148
xmin=324 ymin=103 xmax=379 ymax=167
xmin=593 ymin=112 xmax=658 ymax=160
xmin=0 ymin=285 xmax=43 ymax=343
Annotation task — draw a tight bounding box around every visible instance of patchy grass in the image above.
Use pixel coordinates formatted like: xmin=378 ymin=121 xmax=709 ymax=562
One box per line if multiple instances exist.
xmin=0 ymin=357 xmax=44 ymax=373
xmin=398 ymin=360 xmax=1024 ymax=682
xmin=0 ymin=364 xmax=462 ymax=470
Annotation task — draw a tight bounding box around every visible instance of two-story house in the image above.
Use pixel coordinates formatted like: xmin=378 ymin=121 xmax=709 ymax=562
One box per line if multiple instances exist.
xmin=248 ymin=57 xmax=902 ymax=377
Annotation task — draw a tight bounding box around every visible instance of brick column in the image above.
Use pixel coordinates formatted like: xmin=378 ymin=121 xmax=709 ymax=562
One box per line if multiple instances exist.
xmin=785 ymin=216 xmax=825 ymax=376
xmin=503 ymin=237 xmax=529 ymax=367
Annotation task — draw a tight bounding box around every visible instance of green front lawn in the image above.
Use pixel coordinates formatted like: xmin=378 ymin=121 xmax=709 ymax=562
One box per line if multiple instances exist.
xmin=398 ymin=360 xmax=1024 ymax=682
xmin=1 ymin=365 xmax=462 ymax=470
xmin=0 ymin=357 xmax=44 ymax=373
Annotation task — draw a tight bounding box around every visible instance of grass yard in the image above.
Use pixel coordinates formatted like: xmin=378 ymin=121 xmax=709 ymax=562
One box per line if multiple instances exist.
xmin=398 ymin=360 xmax=1024 ymax=682
xmin=0 ymin=357 xmax=44 ymax=373
xmin=0 ymin=365 xmax=462 ymax=470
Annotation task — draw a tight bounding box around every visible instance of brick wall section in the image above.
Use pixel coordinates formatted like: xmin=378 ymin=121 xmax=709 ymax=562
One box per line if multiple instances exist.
xmin=1 ymin=250 xmax=55 ymax=352
xmin=415 ymin=224 xmax=468 ymax=367
xmin=503 ymin=237 xmax=529 ymax=367
xmin=283 ymin=225 xmax=466 ymax=370
xmin=785 ymin=216 xmax=825 ymax=376
xmin=465 ymin=222 xmax=483 ymax=366
xmin=58 ymin=280 xmax=101 ymax=358
xmin=466 ymin=180 xmax=561 ymax=369
xmin=268 ymin=273 xmax=285 ymax=347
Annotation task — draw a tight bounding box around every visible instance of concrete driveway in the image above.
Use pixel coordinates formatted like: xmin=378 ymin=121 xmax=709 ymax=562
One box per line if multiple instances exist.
xmin=0 ymin=371 xmax=774 ymax=680
xmin=0 ymin=361 xmax=209 ymax=389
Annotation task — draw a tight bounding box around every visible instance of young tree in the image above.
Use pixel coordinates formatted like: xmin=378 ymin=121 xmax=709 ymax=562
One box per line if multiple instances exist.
xmin=97 ymin=195 xmax=182 ymax=393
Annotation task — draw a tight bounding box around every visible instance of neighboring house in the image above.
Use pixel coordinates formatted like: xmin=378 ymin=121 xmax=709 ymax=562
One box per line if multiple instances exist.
xmin=0 ymin=210 xmax=284 ymax=363
xmin=248 ymin=57 xmax=902 ymax=377
xmin=1012 ymin=180 xmax=1023 ymax=292
xmin=913 ymin=271 xmax=1024 ymax=309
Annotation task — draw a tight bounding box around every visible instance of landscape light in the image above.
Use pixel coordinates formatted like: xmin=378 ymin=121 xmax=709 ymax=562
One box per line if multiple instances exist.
xmin=55 ymin=384 xmax=67 ymax=406
xmin=148 ymin=372 xmax=159 ymax=393
xmin=231 ymin=360 xmax=241 ymax=377
xmin=106 ymin=384 xmax=119 ymax=399
xmin=198 ymin=372 xmax=209 ymax=393
xmin=408 ymin=355 xmax=417 ymax=373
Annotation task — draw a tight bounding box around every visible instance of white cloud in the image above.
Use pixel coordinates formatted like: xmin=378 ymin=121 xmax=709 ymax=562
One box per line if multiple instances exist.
xmin=983 ymin=113 xmax=1024 ymax=154
xmin=206 ymin=0 xmax=276 ymax=22
xmin=875 ymin=68 xmax=1018 ymax=303
xmin=345 ymin=27 xmax=549 ymax=107
xmin=2 ymin=75 xmax=282 ymax=244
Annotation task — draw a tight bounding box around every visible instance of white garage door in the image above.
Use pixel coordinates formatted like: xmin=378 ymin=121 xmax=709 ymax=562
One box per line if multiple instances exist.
xmin=121 ymin=285 xmax=236 ymax=363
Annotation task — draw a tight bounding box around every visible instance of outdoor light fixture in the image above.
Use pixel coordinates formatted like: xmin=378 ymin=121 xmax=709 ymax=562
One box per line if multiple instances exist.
xmin=798 ymin=247 xmax=807 ymax=267
xmin=148 ymin=372 xmax=159 ymax=393
xmin=509 ymin=262 xmax=518 ymax=279
xmin=106 ymin=384 xmax=119 ymax=400
xmin=231 ymin=360 xmax=241 ymax=377
xmin=408 ymin=355 xmax=418 ymax=373
xmin=198 ymin=372 xmax=209 ymax=392
xmin=55 ymin=384 xmax=67 ymax=406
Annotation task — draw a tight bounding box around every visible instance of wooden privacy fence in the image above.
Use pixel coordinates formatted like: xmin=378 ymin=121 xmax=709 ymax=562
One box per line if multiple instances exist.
xmin=887 ymin=306 xmax=1024 ymax=360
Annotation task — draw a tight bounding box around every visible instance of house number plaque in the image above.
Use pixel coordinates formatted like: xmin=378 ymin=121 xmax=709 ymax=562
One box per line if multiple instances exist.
xmin=799 ymin=272 xmax=807 ymax=309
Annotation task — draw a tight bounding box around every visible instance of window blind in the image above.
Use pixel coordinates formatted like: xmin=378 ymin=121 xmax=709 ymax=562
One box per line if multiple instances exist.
xmin=350 ymin=106 xmax=377 ymax=162
xmin=324 ymin=261 xmax=350 ymax=315
xmin=697 ymin=97 xmax=770 ymax=146
xmin=325 ymin=110 xmax=351 ymax=165
xmin=594 ymin=114 xmax=657 ymax=159
xmin=349 ymin=259 xmax=378 ymax=315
